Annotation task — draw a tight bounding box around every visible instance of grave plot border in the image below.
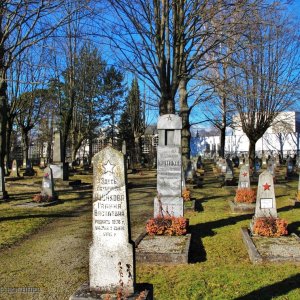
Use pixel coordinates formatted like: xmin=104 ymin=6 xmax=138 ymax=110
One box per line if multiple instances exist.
xmin=241 ymin=227 xmax=300 ymax=264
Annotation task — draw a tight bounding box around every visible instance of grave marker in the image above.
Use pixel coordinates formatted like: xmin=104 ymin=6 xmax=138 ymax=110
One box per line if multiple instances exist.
xmin=0 ymin=167 xmax=8 ymax=200
xmin=238 ymin=165 xmax=250 ymax=189
xmin=89 ymin=146 xmax=134 ymax=293
xmin=41 ymin=167 xmax=56 ymax=199
xmin=154 ymin=114 xmax=183 ymax=217
xmin=10 ymin=159 xmax=20 ymax=177
xmin=253 ymin=170 xmax=277 ymax=220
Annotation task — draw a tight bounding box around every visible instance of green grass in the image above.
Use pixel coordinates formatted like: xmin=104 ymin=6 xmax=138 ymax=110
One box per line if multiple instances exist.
xmin=135 ymin=165 xmax=300 ymax=299
xmin=0 ymin=165 xmax=299 ymax=299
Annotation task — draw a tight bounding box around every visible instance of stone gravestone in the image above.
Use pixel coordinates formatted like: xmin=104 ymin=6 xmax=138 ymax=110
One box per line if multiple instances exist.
xmin=261 ymin=153 xmax=267 ymax=168
xmin=89 ymin=146 xmax=134 ymax=295
xmin=251 ymin=170 xmax=277 ymax=231
xmin=238 ymin=165 xmax=250 ymax=189
xmin=49 ymin=129 xmax=69 ymax=180
xmin=225 ymin=157 xmax=234 ymax=182
xmin=267 ymin=159 xmax=275 ymax=176
xmin=286 ymin=157 xmax=294 ymax=179
xmin=10 ymin=159 xmax=20 ymax=178
xmin=41 ymin=167 xmax=56 ymax=199
xmin=0 ymin=167 xmax=8 ymax=200
xmin=154 ymin=114 xmax=183 ymax=217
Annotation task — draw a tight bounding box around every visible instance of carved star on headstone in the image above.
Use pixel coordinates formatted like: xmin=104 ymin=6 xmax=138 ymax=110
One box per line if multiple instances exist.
xmin=242 ymin=172 xmax=248 ymax=177
xmin=167 ymin=114 xmax=172 ymax=121
xmin=103 ymin=161 xmax=115 ymax=173
xmin=263 ymin=182 xmax=271 ymax=191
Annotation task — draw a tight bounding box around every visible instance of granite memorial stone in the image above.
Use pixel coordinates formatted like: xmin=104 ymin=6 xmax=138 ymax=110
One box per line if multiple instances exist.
xmin=89 ymin=146 xmax=134 ymax=293
xmin=154 ymin=114 xmax=183 ymax=217
xmin=41 ymin=167 xmax=56 ymax=199
xmin=10 ymin=159 xmax=20 ymax=178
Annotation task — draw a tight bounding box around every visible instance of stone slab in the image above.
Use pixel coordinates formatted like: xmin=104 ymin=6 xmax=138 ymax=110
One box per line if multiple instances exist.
xmin=154 ymin=196 xmax=184 ymax=217
xmin=136 ymin=234 xmax=191 ymax=264
xmin=241 ymin=227 xmax=300 ymax=263
xmin=229 ymin=200 xmax=255 ymax=214
xmin=157 ymin=146 xmax=181 ymax=197
xmin=157 ymin=114 xmax=182 ymax=130
xmin=69 ymin=282 xmax=152 ymax=300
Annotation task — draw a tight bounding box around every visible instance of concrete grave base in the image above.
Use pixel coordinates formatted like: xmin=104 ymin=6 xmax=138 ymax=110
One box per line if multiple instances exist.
xmin=136 ymin=234 xmax=191 ymax=264
xmin=241 ymin=227 xmax=300 ymax=264
xmin=229 ymin=200 xmax=255 ymax=214
xmin=69 ymin=282 xmax=152 ymax=300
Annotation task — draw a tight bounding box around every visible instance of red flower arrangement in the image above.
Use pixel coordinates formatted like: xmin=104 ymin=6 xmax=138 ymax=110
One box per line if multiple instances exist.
xmin=235 ymin=188 xmax=256 ymax=203
xmin=146 ymin=216 xmax=188 ymax=236
xmin=252 ymin=217 xmax=288 ymax=237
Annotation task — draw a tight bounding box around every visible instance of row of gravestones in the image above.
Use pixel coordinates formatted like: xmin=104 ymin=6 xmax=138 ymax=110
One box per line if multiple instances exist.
xmin=70 ymin=114 xmax=184 ymax=298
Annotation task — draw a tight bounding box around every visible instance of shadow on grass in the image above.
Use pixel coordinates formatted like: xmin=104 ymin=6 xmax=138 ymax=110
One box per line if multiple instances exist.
xmin=234 ymin=273 xmax=300 ymax=300
xmin=288 ymin=221 xmax=300 ymax=236
xmin=0 ymin=203 xmax=91 ymax=222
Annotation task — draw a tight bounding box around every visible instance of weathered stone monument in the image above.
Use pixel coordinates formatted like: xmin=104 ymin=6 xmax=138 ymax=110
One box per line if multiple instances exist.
xmin=9 ymin=159 xmax=20 ymax=178
xmin=41 ymin=167 xmax=56 ymax=200
xmin=154 ymin=114 xmax=183 ymax=217
xmin=238 ymin=165 xmax=250 ymax=189
xmin=225 ymin=157 xmax=234 ymax=182
xmin=251 ymin=170 xmax=277 ymax=231
xmin=49 ymin=129 xmax=69 ymax=180
xmin=0 ymin=167 xmax=8 ymax=200
xmin=70 ymin=146 xmax=139 ymax=299
xmin=90 ymin=146 xmax=134 ymax=294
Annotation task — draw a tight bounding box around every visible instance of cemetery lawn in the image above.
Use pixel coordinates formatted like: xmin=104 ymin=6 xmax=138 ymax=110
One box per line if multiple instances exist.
xmin=0 ymin=166 xmax=299 ymax=299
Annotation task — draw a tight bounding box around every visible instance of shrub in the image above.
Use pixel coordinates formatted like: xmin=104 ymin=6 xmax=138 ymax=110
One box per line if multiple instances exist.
xmin=32 ymin=194 xmax=55 ymax=203
xmin=252 ymin=217 xmax=288 ymax=237
xmin=146 ymin=216 xmax=188 ymax=236
xmin=182 ymin=188 xmax=191 ymax=202
xmin=235 ymin=188 xmax=256 ymax=203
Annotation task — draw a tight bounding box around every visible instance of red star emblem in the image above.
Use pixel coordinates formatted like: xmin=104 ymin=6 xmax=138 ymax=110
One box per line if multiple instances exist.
xmin=242 ymin=172 xmax=247 ymax=177
xmin=263 ymin=183 xmax=271 ymax=191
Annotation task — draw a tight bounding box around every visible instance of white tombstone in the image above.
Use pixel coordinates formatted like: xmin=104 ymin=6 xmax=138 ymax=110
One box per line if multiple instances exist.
xmin=253 ymin=170 xmax=277 ymax=219
xmin=89 ymin=146 xmax=134 ymax=293
xmin=238 ymin=165 xmax=250 ymax=189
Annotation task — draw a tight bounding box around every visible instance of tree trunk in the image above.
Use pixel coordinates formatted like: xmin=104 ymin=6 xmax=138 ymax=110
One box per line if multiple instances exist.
xmin=134 ymin=136 xmax=141 ymax=166
xmin=179 ymin=78 xmax=190 ymax=172
xmin=21 ymin=129 xmax=29 ymax=164
xmin=0 ymin=79 xmax=7 ymax=171
xmin=6 ymin=117 xmax=13 ymax=164
xmin=159 ymin=92 xmax=175 ymax=115
xmin=248 ymin=139 xmax=256 ymax=168
xmin=220 ymin=126 xmax=226 ymax=158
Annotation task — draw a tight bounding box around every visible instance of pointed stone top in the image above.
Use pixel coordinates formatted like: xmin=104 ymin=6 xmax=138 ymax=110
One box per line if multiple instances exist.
xmin=157 ymin=114 xmax=182 ymax=129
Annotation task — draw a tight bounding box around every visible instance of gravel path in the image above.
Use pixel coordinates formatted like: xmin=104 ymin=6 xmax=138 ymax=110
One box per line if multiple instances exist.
xmin=0 ymin=203 xmax=92 ymax=300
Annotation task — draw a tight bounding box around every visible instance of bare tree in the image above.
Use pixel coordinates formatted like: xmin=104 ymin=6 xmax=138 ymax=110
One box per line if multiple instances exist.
xmin=229 ymin=2 xmax=300 ymax=166
xmin=0 ymin=0 xmax=88 ymax=194
xmin=104 ymin=0 xmax=246 ymax=169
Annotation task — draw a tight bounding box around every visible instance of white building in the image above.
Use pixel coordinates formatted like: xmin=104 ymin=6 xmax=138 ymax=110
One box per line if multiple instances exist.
xmin=191 ymin=112 xmax=300 ymax=156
